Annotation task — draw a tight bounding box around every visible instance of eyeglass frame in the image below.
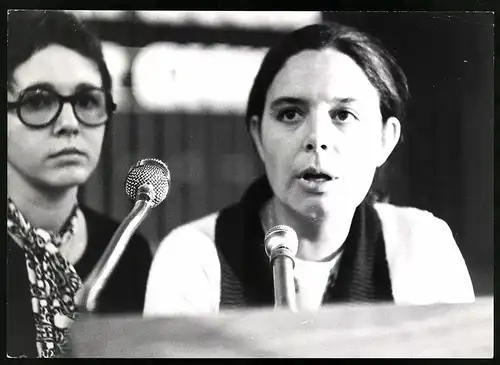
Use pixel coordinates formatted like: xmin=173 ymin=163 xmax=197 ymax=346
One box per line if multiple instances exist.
xmin=7 ymin=85 xmax=117 ymax=129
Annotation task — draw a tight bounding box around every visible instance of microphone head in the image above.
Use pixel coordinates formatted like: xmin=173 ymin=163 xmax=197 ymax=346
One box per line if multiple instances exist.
xmin=264 ymin=224 xmax=299 ymax=259
xmin=125 ymin=158 xmax=171 ymax=207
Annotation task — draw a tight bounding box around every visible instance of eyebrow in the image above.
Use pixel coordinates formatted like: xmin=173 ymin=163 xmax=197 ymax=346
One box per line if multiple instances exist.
xmin=74 ymin=83 xmax=102 ymax=92
xmin=269 ymin=97 xmax=308 ymax=109
xmin=22 ymin=82 xmax=54 ymax=92
xmin=22 ymin=82 xmax=101 ymax=94
xmin=331 ymin=97 xmax=358 ymax=104
xmin=269 ymin=96 xmax=359 ymax=109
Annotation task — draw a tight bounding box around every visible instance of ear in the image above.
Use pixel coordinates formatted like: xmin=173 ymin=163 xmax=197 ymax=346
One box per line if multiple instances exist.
xmin=249 ymin=115 xmax=265 ymax=163
xmin=377 ymin=116 xmax=401 ymax=167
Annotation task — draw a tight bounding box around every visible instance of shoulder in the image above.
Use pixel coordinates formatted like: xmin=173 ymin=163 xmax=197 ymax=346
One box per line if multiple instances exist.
xmin=374 ymin=202 xmax=441 ymax=230
xmin=155 ymin=212 xmax=219 ymax=258
xmin=150 ymin=211 xmax=221 ymax=284
xmin=78 ymin=205 xmax=151 ymax=274
xmin=145 ymin=212 xmax=221 ymax=316
xmin=79 ymin=205 xmax=118 ymax=227
xmin=374 ymin=203 xmax=475 ymax=303
xmin=80 ymin=206 xmax=119 ymax=236
xmin=174 ymin=211 xmax=219 ymax=240
xmin=79 ymin=205 xmax=150 ymax=246
xmin=374 ymin=202 xmax=454 ymax=255
xmin=78 ymin=206 xmax=152 ymax=313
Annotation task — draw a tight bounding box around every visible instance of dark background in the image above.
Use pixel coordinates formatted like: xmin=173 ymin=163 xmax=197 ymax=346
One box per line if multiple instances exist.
xmin=77 ymin=12 xmax=493 ymax=296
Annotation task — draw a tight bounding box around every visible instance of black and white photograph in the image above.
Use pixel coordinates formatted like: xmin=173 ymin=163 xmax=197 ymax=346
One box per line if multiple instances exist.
xmin=6 ymin=10 xmax=494 ymax=358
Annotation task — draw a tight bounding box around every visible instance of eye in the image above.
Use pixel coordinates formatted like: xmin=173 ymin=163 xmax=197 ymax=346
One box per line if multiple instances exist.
xmin=76 ymin=90 xmax=105 ymax=109
xmin=276 ymin=107 xmax=303 ymax=123
xmin=331 ymin=109 xmax=358 ymax=123
xmin=21 ymin=89 xmax=56 ymax=111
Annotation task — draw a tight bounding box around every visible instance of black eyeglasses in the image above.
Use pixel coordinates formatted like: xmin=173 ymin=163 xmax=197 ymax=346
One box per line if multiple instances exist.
xmin=7 ymin=86 xmax=117 ymax=129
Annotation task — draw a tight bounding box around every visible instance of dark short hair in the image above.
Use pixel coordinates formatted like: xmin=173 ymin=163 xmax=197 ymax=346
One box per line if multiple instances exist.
xmin=7 ymin=10 xmax=112 ymax=94
xmin=247 ymin=22 xmax=409 ymax=131
xmin=246 ymin=22 xmax=410 ymax=202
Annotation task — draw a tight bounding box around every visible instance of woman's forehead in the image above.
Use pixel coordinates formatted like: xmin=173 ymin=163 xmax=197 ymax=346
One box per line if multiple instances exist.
xmin=11 ymin=44 xmax=102 ymax=95
xmin=266 ymin=49 xmax=380 ymax=107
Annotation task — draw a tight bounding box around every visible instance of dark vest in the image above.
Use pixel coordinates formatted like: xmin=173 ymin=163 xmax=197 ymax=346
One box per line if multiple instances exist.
xmin=214 ymin=176 xmax=393 ymax=309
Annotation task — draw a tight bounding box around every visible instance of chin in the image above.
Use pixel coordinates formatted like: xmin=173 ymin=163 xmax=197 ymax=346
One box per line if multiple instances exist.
xmin=44 ymin=169 xmax=92 ymax=189
xmin=298 ymin=202 xmax=329 ymax=223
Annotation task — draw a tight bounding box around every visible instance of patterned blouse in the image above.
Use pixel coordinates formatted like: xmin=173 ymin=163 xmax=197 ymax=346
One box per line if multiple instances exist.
xmin=7 ymin=197 xmax=83 ymax=358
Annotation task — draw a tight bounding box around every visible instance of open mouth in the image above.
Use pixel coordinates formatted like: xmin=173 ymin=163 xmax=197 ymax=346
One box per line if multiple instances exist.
xmin=298 ymin=168 xmax=335 ymax=182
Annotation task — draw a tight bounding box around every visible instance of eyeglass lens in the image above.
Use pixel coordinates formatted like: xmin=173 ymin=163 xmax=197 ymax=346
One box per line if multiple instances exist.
xmin=18 ymin=88 xmax=109 ymax=126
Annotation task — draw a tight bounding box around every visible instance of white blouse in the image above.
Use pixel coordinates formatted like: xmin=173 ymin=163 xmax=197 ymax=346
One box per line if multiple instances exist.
xmin=294 ymin=255 xmax=342 ymax=311
xmin=143 ymin=203 xmax=475 ymax=317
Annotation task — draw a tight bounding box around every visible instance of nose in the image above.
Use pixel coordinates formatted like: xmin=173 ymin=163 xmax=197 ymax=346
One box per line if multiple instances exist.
xmin=303 ymin=108 xmax=335 ymax=153
xmin=53 ymin=102 xmax=80 ymax=136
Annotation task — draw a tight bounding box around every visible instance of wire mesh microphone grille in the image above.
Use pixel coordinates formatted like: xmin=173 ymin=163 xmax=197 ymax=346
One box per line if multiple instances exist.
xmin=125 ymin=158 xmax=171 ymax=207
xmin=264 ymin=224 xmax=299 ymax=257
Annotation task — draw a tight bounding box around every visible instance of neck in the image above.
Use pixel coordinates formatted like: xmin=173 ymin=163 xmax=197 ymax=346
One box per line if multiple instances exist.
xmin=8 ymin=165 xmax=79 ymax=233
xmin=265 ymin=197 xmax=356 ymax=262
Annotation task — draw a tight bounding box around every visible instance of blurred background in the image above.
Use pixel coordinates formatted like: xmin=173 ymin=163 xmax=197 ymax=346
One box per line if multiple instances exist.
xmin=69 ymin=11 xmax=493 ymax=296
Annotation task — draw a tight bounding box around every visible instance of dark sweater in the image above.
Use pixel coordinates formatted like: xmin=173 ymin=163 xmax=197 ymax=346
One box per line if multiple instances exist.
xmin=6 ymin=205 xmax=152 ymax=358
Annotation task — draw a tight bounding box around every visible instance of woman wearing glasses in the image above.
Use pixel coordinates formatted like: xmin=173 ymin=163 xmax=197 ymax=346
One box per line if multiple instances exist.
xmin=7 ymin=10 xmax=152 ymax=358
xmin=144 ymin=22 xmax=475 ymax=317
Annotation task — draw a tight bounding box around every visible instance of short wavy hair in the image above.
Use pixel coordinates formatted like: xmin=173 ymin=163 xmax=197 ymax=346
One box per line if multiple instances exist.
xmin=7 ymin=10 xmax=112 ymax=94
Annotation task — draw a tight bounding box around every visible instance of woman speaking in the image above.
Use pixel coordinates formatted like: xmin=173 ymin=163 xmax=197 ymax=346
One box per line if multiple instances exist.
xmin=144 ymin=21 xmax=475 ymax=316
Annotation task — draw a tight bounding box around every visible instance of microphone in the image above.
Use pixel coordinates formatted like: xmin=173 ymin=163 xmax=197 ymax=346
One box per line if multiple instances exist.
xmin=77 ymin=158 xmax=171 ymax=312
xmin=264 ymin=225 xmax=299 ymax=311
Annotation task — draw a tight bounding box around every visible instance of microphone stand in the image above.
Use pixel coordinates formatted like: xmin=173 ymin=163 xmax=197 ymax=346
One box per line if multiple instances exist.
xmin=77 ymin=185 xmax=154 ymax=313
xmin=270 ymin=247 xmax=298 ymax=311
